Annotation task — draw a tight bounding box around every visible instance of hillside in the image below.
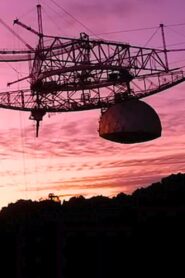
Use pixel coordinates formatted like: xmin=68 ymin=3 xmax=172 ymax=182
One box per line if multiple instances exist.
xmin=0 ymin=172 xmax=185 ymax=278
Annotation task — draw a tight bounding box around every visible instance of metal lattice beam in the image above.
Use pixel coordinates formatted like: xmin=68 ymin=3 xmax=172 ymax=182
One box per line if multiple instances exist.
xmin=0 ymin=69 xmax=184 ymax=112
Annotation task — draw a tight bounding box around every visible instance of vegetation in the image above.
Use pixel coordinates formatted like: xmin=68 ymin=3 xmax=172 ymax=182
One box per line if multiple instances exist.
xmin=0 ymin=172 xmax=185 ymax=277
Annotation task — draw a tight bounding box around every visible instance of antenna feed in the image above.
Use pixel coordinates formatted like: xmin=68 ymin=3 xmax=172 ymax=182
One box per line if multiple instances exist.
xmin=29 ymin=108 xmax=46 ymax=137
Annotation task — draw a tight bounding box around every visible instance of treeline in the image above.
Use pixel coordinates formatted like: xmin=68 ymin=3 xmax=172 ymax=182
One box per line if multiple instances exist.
xmin=0 ymin=172 xmax=185 ymax=278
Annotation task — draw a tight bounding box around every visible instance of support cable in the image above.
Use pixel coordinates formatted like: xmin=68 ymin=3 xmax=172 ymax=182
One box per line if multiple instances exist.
xmin=144 ymin=27 xmax=160 ymax=47
xmin=49 ymin=0 xmax=98 ymax=37
xmin=40 ymin=5 xmax=64 ymax=35
xmin=166 ymin=25 xmax=185 ymax=41
xmin=19 ymin=107 xmax=28 ymax=198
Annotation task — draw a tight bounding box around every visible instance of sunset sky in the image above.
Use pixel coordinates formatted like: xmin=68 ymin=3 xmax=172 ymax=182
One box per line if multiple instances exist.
xmin=0 ymin=0 xmax=184 ymax=208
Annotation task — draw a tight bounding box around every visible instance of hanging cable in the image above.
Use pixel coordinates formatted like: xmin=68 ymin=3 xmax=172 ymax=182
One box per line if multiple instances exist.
xmin=19 ymin=108 xmax=28 ymax=199
xmin=166 ymin=22 xmax=185 ymax=27
xmin=16 ymin=7 xmax=36 ymax=21
xmin=95 ymin=23 xmax=185 ymax=36
xmin=40 ymin=4 xmax=67 ymax=35
xmin=95 ymin=26 xmax=158 ymax=36
xmin=166 ymin=25 xmax=185 ymax=40
xmin=164 ymin=41 xmax=185 ymax=48
xmin=49 ymin=0 xmax=98 ymax=36
xmin=144 ymin=27 xmax=160 ymax=47
xmin=33 ymin=135 xmax=39 ymax=195
xmin=0 ymin=57 xmax=20 ymax=75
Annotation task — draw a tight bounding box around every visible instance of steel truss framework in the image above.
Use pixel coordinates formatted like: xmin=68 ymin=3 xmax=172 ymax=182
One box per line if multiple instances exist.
xmin=0 ymin=5 xmax=185 ymax=136
xmin=1 ymin=35 xmax=185 ymax=111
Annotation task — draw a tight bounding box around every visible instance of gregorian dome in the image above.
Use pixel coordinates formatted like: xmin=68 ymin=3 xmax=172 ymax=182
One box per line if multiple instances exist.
xmin=99 ymin=99 xmax=162 ymax=144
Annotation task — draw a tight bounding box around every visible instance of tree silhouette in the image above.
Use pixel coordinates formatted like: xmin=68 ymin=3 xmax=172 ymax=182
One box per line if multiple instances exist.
xmin=0 ymin=172 xmax=184 ymax=277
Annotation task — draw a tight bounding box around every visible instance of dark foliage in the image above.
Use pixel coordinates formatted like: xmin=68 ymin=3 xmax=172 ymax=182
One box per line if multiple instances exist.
xmin=0 ymin=172 xmax=185 ymax=277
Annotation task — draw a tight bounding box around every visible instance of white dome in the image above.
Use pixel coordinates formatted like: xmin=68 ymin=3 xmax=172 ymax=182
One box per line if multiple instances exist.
xmin=99 ymin=100 xmax=162 ymax=143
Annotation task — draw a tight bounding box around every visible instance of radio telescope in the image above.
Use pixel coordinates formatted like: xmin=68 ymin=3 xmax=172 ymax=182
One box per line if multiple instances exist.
xmin=0 ymin=5 xmax=184 ymax=143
